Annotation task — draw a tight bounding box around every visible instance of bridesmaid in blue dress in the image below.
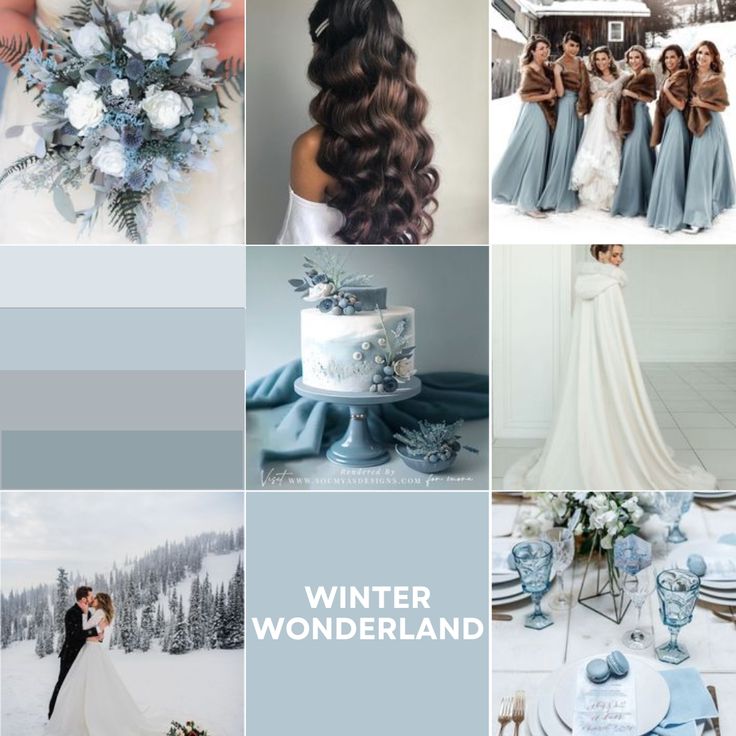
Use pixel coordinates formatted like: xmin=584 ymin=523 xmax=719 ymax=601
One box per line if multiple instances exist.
xmin=682 ymin=41 xmax=736 ymax=233
xmin=538 ymin=31 xmax=591 ymax=213
xmin=612 ymin=45 xmax=657 ymax=217
xmin=492 ymin=36 xmax=557 ymax=218
xmin=647 ymin=45 xmax=690 ymax=232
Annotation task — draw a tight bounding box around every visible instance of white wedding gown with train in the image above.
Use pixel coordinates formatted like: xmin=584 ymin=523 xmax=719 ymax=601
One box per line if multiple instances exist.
xmin=504 ymin=260 xmax=718 ymax=490
xmin=0 ymin=0 xmax=243 ymax=243
xmin=570 ymin=74 xmax=628 ymax=210
xmin=47 ymin=609 xmax=164 ymax=736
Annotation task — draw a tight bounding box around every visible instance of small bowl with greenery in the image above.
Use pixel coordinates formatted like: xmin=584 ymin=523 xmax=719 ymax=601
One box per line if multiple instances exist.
xmin=394 ymin=419 xmax=478 ymax=474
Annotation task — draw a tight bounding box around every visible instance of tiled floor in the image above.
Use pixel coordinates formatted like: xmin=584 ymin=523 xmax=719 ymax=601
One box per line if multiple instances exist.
xmin=493 ymin=362 xmax=736 ymax=490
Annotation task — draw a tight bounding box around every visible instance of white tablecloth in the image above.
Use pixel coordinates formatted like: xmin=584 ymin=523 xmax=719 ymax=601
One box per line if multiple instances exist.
xmin=492 ymin=497 xmax=736 ymax=736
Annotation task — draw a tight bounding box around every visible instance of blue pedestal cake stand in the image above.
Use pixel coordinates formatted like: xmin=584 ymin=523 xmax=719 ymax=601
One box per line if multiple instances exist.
xmin=294 ymin=376 xmax=422 ymax=467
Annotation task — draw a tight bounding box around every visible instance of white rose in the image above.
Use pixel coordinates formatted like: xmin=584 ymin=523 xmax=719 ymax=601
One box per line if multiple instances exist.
xmin=520 ymin=516 xmax=542 ymax=539
xmin=181 ymin=45 xmax=219 ymax=78
xmin=124 ymin=14 xmax=176 ymax=60
xmin=302 ymin=282 xmax=335 ymax=302
xmin=392 ymin=357 xmax=414 ymax=380
xmin=141 ymin=88 xmax=188 ymax=130
xmin=64 ymin=82 xmax=105 ymax=134
xmin=117 ymin=11 xmax=133 ymax=29
xmin=92 ymin=141 xmax=126 ymax=178
xmin=110 ymin=78 xmax=130 ymax=97
xmin=70 ymin=21 xmax=107 ymax=57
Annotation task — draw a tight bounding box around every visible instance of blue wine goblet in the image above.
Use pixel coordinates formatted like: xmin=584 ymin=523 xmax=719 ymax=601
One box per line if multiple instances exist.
xmin=512 ymin=540 xmax=554 ymax=630
xmin=656 ymin=492 xmax=694 ymax=544
xmin=655 ymin=569 xmax=700 ymax=664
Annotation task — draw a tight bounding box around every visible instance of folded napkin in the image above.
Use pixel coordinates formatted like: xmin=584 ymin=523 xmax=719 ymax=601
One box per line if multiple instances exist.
xmin=718 ymin=533 xmax=736 ymax=546
xmin=651 ymin=668 xmax=718 ymax=736
xmin=247 ymin=360 xmax=489 ymax=461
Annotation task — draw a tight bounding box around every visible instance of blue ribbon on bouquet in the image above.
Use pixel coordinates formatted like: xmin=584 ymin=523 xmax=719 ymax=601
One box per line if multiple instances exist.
xmin=246 ymin=359 xmax=489 ymax=461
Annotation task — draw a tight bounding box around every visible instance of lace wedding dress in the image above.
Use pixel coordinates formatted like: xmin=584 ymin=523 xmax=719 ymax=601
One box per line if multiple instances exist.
xmin=570 ymin=74 xmax=628 ymax=210
xmin=504 ymin=260 xmax=718 ymax=491
xmin=47 ymin=608 xmax=164 ymax=736
xmin=0 ymin=0 xmax=243 ymax=243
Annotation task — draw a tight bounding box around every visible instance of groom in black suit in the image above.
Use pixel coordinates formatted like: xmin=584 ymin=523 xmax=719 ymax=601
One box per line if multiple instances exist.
xmin=48 ymin=585 xmax=101 ymax=719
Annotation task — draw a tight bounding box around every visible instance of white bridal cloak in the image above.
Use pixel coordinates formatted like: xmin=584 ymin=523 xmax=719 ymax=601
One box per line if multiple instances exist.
xmin=504 ymin=261 xmax=718 ymax=490
xmin=47 ymin=609 xmax=164 ymax=736
xmin=0 ymin=0 xmax=243 ymax=243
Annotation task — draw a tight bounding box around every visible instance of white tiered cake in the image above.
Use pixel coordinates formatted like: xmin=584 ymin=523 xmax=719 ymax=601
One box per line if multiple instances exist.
xmin=300 ymin=286 xmax=416 ymax=393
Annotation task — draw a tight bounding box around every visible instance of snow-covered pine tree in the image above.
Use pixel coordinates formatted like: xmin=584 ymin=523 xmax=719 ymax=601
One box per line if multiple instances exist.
xmin=139 ymin=601 xmax=154 ymax=652
xmin=200 ymin=573 xmax=213 ymax=649
xmin=154 ymin=602 xmax=165 ymax=639
xmin=53 ymin=568 xmax=70 ymax=652
xmin=34 ymin=615 xmax=46 ymax=658
xmin=214 ymin=584 xmax=228 ymax=649
xmin=168 ymin=594 xmax=192 ymax=655
xmin=224 ymin=559 xmax=244 ymax=649
xmin=188 ymin=577 xmax=204 ymax=650
xmin=44 ymin=614 xmax=54 ymax=655
xmin=120 ymin=596 xmax=139 ymax=653
xmin=1 ymin=611 xmax=10 ymax=648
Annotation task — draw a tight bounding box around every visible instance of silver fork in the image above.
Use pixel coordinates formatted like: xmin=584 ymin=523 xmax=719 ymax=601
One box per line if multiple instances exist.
xmin=512 ymin=691 xmax=526 ymax=736
xmin=497 ymin=696 xmax=513 ymax=736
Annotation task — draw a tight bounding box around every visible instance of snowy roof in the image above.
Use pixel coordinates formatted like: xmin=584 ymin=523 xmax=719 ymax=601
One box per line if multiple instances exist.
xmin=491 ymin=6 xmax=527 ymax=44
xmin=518 ymin=0 xmax=651 ymax=18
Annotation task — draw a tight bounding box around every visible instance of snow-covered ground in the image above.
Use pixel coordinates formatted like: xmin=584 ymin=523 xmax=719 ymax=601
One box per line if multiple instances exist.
xmin=1 ymin=640 xmax=243 ymax=736
xmin=491 ymin=21 xmax=736 ymax=243
xmin=1 ymin=551 xmax=244 ymax=736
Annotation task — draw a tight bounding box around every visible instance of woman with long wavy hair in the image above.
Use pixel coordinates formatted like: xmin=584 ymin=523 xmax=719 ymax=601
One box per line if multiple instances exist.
xmin=276 ymin=0 xmax=439 ymax=244
xmin=682 ymin=40 xmax=735 ymax=233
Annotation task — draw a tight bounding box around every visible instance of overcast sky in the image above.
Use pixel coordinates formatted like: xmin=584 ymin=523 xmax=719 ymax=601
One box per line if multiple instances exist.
xmin=0 ymin=492 xmax=243 ymax=594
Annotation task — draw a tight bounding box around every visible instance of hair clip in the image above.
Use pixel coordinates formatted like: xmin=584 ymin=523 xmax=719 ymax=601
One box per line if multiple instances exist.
xmin=314 ymin=18 xmax=330 ymax=38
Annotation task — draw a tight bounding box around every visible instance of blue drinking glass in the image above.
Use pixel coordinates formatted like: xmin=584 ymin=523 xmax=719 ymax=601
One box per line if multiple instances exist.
xmin=656 ymin=492 xmax=694 ymax=544
xmin=512 ymin=540 xmax=554 ymax=630
xmin=655 ymin=568 xmax=700 ymax=664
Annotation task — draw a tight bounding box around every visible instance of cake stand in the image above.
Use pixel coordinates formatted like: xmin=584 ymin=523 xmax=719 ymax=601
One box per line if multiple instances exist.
xmin=294 ymin=376 xmax=422 ymax=467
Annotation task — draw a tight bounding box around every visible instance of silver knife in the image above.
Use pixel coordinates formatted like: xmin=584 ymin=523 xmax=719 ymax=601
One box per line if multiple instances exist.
xmin=707 ymin=685 xmax=720 ymax=736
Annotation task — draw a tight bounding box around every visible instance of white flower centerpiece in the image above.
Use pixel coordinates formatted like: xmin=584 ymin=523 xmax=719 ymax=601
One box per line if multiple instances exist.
xmin=519 ymin=492 xmax=649 ymax=623
xmin=0 ymin=0 xmax=243 ymax=243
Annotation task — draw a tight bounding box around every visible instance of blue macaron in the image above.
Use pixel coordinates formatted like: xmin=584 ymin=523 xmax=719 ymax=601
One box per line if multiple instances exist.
xmin=687 ymin=554 xmax=707 ymax=577
xmin=606 ymin=650 xmax=630 ymax=678
xmin=586 ymin=658 xmax=611 ymax=684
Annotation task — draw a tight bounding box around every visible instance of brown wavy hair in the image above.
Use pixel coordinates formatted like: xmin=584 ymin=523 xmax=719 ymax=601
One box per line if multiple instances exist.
xmin=94 ymin=593 xmax=115 ymax=623
xmin=659 ymin=44 xmax=687 ymax=75
xmin=688 ymin=41 xmax=723 ymax=75
xmin=589 ymin=46 xmax=619 ymax=78
xmin=520 ymin=35 xmax=550 ymax=68
xmin=307 ymin=0 xmax=439 ymax=244
xmin=625 ymin=44 xmax=650 ymax=69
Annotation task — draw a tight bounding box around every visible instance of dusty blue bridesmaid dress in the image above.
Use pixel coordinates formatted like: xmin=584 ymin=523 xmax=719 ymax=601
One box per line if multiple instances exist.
xmin=683 ymin=112 xmax=736 ymax=229
xmin=647 ymin=108 xmax=690 ymax=232
xmin=612 ymin=102 xmax=656 ymax=216
xmin=492 ymin=102 xmax=551 ymax=214
xmin=537 ymin=90 xmax=583 ymax=212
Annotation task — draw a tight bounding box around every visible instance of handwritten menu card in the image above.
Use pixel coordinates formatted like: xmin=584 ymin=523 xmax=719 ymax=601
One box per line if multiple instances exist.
xmin=572 ymin=663 xmax=637 ymax=736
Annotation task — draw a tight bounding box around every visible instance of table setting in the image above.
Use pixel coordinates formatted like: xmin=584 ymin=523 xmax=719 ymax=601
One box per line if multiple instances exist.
xmin=492 ymin=493 xmax=735 ymax=736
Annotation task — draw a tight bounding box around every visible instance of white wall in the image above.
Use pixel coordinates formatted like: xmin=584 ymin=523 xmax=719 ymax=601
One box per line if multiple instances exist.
xmin=493 ymin=244 xmax=736 ymax=439
xmin=246 ymin=0 xmax=489 ymax=244
xmin=492 ymin=244 xmax=574 ymax=439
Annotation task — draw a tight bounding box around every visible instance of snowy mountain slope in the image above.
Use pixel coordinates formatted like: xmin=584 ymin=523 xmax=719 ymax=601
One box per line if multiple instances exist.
xmin=491 ymin=21 xmax=736 ymax=243
xmin=169 ymin=550 xmax=242 ymax=612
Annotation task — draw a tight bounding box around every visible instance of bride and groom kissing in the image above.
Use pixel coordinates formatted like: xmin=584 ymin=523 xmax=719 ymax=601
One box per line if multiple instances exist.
xmin=47 ymin=586 xmax=161 ymax=736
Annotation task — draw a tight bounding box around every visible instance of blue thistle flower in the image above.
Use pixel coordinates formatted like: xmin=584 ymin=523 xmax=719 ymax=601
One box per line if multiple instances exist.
xmin=121 ymin=126 xmax=144 ymax=149
xmin=126 ymin=169 xmax=147 ymax=191
xmin=95 ymin=66 xmax=115 ymax=85
xmin=126 ymin=57 xmax=145 ymax=80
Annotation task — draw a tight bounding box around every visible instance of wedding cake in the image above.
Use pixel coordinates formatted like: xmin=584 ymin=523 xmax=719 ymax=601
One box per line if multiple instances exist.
xmin=290 ymin=252 xmax=416 ymax=394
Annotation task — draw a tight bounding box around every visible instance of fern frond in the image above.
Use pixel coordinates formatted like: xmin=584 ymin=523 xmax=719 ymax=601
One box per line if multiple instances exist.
xmin=219 ymin=57 xmax=244 ymax=102
xmin=0 ymin=34 xmax=34 ymax=68
xmin=108 ymin=189 xmax=144 ymax=243
xmin=0 ymin=155 xmax=40 ymax=187
xmin=65 ymin=0 xmax=94 ymax=26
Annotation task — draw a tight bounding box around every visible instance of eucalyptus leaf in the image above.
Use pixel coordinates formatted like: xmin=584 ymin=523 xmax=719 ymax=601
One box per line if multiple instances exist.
xmin=294 ymin=283 xmax=310 ymax=292
xmin=34 ymin=137 xmax=47 ymax=159
xmin=5 ymin=126 xmax=25 ymax=139
xmin=53 ymin=187 xmax=77 ymax=223
xmin=288 ymin=278 xmax=307 ymax=287
xmin=60 ymin=134 xmax=79 ymax=146
xmin=169 ymin=57 xmax=194 ymax=76
xmin=102 ymin=127 xmax=120 ymax=140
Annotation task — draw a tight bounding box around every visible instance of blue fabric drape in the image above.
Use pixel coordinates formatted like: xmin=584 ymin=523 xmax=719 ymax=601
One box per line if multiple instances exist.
xmin=247 ymin=360 xmax=489 ymax=462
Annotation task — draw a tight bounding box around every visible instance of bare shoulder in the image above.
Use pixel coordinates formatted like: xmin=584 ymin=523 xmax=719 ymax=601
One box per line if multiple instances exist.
xmin=290 ymin=125 xmax=334 ymax=203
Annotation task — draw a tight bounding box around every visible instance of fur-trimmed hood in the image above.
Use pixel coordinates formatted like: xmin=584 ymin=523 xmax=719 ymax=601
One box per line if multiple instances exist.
xmin=575 ymin=260 xmax=628 ymax=299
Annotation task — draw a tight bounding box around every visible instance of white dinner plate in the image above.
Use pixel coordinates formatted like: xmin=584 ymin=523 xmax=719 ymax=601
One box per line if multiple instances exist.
xmin=493 ymin=571 xmax=520 ymax=584
xmin=668 ymin=542 xmax=736 ymax=582
xmin=493 ymin=576 xmax=523 ymax=591
xmin=552 ymin=655 xmax=669 ymax=736
xmin=491 ymin=589 xmax=530 ymax=606
xmin=698 ymin=589 xmax=736 ymax=606
xmin=699 ymin=577 xmax=736 ymax=591
xmin=693 ymin=491 xmax=736 ymax=499
xmin=492 ymin=583 xmax=524 ymax=600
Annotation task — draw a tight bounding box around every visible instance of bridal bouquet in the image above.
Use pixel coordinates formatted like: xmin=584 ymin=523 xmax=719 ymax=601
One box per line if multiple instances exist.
xmin=0 ymin=0 xmax=243 ymax=242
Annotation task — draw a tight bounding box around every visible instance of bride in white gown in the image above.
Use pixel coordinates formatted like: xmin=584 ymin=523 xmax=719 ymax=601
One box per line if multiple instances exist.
xmin=48 ymin=593 xmax=164 ymax=736
xmin=504 ymin=244 xmax=718 ymax=491
xmin=570 ymin=47 xmax=629 ymax=210
xmin=0 ymin=0 xmax=243 ymax=243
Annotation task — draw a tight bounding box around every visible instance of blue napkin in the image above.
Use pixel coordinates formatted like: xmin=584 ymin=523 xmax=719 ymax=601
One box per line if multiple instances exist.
xmin=650 ymin=668 xmax=718 ymax=736
xmin=247 ymin=359 xmax=489 ymax=461
xmin=718 ymin=533 xmax=736 ymax=545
